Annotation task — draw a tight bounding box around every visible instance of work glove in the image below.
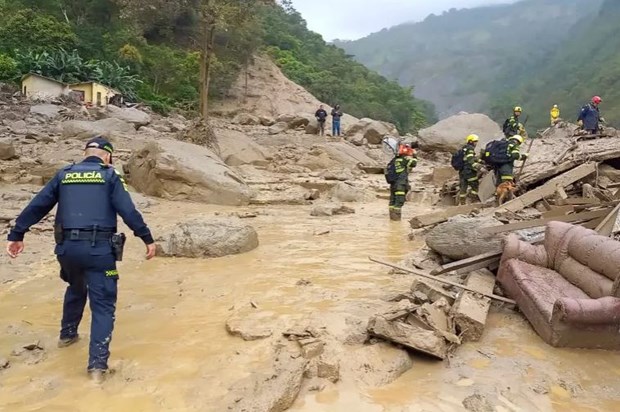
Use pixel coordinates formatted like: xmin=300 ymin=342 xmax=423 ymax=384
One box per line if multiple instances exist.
xmin=577 ymin=120 xmax=584 ymax=127
xmin=600 ymin=117 xmax=606 ymax=124
xmin=521 ymin=153 xmax=529 ymax=160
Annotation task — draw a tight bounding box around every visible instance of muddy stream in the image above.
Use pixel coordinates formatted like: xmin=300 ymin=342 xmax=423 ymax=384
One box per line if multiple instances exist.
xmin=1 ymin=198 xmax=619 ymax=412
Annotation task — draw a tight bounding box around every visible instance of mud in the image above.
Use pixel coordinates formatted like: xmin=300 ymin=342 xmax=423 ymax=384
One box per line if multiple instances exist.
xmin=1 ymin=193 xmax=619 ymax=412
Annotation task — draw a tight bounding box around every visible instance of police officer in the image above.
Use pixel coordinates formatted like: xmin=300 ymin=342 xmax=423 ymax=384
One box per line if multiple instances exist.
xmin=6 ymin=137 xmax=156 ymax=382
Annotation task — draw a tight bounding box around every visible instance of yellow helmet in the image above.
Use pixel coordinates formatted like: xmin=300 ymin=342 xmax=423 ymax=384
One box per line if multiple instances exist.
xmin=553 ymin=104 xmax=558 ymax=108
xmin=510 ymin=135 xmax=524 ymax=144
xmin=466 ymin=134 xmax=479 ymax=143
xmin=513 ymin=106 xmax=522 ymax=113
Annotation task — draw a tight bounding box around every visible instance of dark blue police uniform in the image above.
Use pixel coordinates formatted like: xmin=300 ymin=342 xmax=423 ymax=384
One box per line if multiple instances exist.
xmin=7 ymin=138 xmax=153 ymax=372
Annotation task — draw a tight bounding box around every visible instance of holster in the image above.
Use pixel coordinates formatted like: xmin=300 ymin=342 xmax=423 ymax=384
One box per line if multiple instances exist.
xmin=54 ymin=223 xmax=64 ymax=244
xmin=110 ymin=233 xmax=126 ymax=261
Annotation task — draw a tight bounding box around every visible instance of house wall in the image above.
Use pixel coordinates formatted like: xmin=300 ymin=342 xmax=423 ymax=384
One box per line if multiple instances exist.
xmin=22 ymin=76 xmax=68 ymax=98
xmin=70 ymin=83 xmax=118 ymax=106
xmin=70 ymin=84 xmax=93 ymax=103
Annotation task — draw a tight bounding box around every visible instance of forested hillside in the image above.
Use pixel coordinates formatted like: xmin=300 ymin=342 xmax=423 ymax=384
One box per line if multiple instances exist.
xmin=337 ymin=0 xmax=614 ymax=129
xmin=0 ymin=0 xmax=432 ymax=132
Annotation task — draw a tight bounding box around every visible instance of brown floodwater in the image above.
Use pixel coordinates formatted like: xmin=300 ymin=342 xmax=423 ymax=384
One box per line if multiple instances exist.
xmin=1 ymin=199 xmax=619 ymax=412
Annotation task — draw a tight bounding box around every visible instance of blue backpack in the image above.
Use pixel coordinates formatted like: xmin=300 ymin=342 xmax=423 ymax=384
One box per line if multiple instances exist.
xmin=385 ymin=157 xmax=398 ymax=184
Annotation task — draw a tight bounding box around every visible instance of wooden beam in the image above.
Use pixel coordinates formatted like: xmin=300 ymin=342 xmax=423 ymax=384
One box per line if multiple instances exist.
xmin=495 ymin=162 xmax=597 ymax=213
xmin=595 ymin=203 xmax=620 ymax=236
xmin=480 ymin=209 xmax=611 ymax=234
xmin=409 ymin=203 xmax=483 ymax=229
xmin=370 ymin=257 xmax=517 ymax=305
xmin=542 ymin=205 xmax=575 ymax=218
xmin=559 ymin=197 xmax=601 ymax=206
xmin=430 ymin=251 xmax=502 ymax=276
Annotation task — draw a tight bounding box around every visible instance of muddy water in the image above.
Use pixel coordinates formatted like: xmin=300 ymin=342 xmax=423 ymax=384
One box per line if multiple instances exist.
xmin=1 ymin=199 xmax=619 ymax=412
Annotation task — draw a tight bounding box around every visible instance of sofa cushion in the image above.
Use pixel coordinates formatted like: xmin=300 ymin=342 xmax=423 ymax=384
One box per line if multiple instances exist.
xmin=505 ymin=259 xmax=589 ymax=320
xmin=556 ymin=256 xmax=614 ymax=298
xmin=566 ymin=231 xmax=620 ymax=282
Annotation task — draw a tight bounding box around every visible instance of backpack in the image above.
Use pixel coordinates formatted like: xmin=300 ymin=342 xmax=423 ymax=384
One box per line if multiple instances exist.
xmin=482 ymin=139 xmax=511 ymax=166
xmin=450 ymin=148 xmax=465 ymax=171
xmin=385 ymin=157 xmax=398 ymax=184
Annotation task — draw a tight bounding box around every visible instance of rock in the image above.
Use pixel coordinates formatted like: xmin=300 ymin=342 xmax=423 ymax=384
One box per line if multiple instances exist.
xmin=320 ymin=142 xmax=379 ymax=169
xmin=329 ymin=182 xmax=372 ymax=202
xmin=232 ymin=113 xmax=260 ymax=125
xmin=368 ymin=316 xmax=447 ymax=360
xmin=276 ymin=113 xmax=297 ymax=124
xmin=305 ymin=118 xmax=320 ymax=134
xmin=216 ymin=129 xmax=270 ymax=166
xmin=152 ymin=124 xmax=172 ymax=133
xmin=418 ymin=113 xmax=502 ymax=152
xmin=0 ymin=357 xmax=8 ymax=369
xmin=269 ymin=122 xmax=289 ymax=135
xmin=451 ymin=269 xmax=496 ymax=342
xmin=346 ymin=118 xmax=398 ymax=144
xmin=347 ymin=134 xmax=366 ymax=146
xmin=259 ymin=116 xmax=276 ymax=126
xmin=346 ymin=342 xmax=413 ymax=387
xmin=224 ymin=345 xmax=308 ymax=412
xmin=598 ymin=164 xmax=620 ymax=182
xmin=126 ymin=140 xmax=253 ymax=205
xmin=105 ymin=105 xmax=151 ymax=128
xmin=226 ymin=317 xmax=273 ymax=341
xmin=8 ymin=120 xmax=27 ymax=134
xmin=317 ymin=351 xmax=340 ymax=383
xmin=425 ymin=215 xmax=503 ymax=260
xmin=411 ymin=279 xmax=456 ymax=304
xmin=462 ymin=394 xmax=494 ymax=412
xmin=298 ymin=338 xmax=325 ymax=359
xmin=321 ymin=169 xmax=354 ymax=181
xmin=61 ymin=118 xmax=135 ymax=139
xmin=156 ymin=217 xmax=258 ymax=258
xmin=30 ymin=104 xmax=62 ymax=120
xmin=0 ymin=141 xmax=17 ymax=160
xmin=310 ymin=202 xmax=355 ymax=217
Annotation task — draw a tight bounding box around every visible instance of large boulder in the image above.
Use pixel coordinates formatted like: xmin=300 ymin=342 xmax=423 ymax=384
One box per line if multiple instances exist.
xmin=321 ymin=142 xmax=380 ymax=167
xmin=156 ymin=217 xmax=258 ymax=258
xmin=425 ymin=215 xmax=503 ymax=260
xmin=418 ymin=113 xmax=502 ymax=152
xmin=232 ymin=112 xmax=260 ymax=126
xmin=216 ymin=129 xmax=270 ymax=166
xmin=277 ymin=113 xmax=314 ymax=129
xmin=329 ymin=182 xmax=373 ymax=202
xmin=0 ymin=141 xmax=17 ymax=160
xmin=105 ymin=105 xmax=151 ymax=128
xmin=305 ymin=118 xmax=320 ymax=135
xmin=126 ymin=139 xmax=254 ymax=206
xmin=268 ymin=122 xmax=289 ymax=135
xmin=346 ymin=118 xmax=398 ymax=144
xmin=310 ymin=202 xmax=355 ymax=216
xmin=30 ymin=104 xmax=62 ymax=120
xmin=61 ymin=118 xmax=135 ymax=140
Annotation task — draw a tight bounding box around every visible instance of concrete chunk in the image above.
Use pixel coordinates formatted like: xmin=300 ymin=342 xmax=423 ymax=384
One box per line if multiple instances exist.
xmin=411 ymin=279 xmax=456 ymax=305
xmin=450 ymin=269 xmax=496 ymax=341
xmin=368 ymin=316 xmax=447 ymax=360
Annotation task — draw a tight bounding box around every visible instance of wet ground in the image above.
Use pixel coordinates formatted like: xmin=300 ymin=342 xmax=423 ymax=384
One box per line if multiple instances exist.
xmin=1 ymin=196 xmax=619 ymax=412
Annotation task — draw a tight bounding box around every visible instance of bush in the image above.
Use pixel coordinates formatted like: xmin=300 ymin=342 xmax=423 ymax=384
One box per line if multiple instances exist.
xmin=0 ymin=9 xmax=77 ymax=54
xmin=0 ymin=54 xmax=19 ymax=81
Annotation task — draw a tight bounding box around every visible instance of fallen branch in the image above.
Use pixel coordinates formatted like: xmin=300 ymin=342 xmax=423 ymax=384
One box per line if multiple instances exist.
xmin=369 ymin=257 xmax=516 ymax=305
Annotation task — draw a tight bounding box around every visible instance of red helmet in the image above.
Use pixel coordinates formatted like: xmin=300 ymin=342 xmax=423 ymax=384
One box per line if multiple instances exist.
xmin=398 ymin=144 xmax=414 ymax=157
xmin=592 ymin=96 xmax=602 ymax=104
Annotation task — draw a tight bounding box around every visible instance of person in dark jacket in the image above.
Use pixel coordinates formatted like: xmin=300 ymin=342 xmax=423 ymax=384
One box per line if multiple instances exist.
xmin=315 ymin=105 xmax=328 ymax=136
xmin=502 ymin=106 xmax=528 ymax=139
xmin=578 ymin=96 xmax=604 ymax=134
xmin=6 ymin=137 xmax=156 ymax=383
xmin=331 ymin=105 xmax=343 ymax=136
xmin=494 ymin=134 xmax=528 ymax=186
xmin=388 ymin=144 xmax=417 ymax=221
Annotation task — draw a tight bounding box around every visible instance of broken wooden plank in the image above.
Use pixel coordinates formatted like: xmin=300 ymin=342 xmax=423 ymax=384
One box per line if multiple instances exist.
xmin=370 ymin=257 xmax=516 ymax=305
xmin=410 ymin=203 xmax=483 ymax=228
xmin=477 ymin=173 xmax=496 ymax=203
xmin=542 ymin=205 xmax=575 ymax=218
xmin=411 ymin=279 xmax=456 ymax=305
xmin=581 ymin=217 xmax=605 ymax=230
xmin=430 ymin=251 xmax=502 ymax=276
xmin=495 ymin=162 xmax=597 ymax=213
xmin=451 ymin=269 xmax=496 ymax=342
xmin=368 ymin=316 xmax=447 ymax=359
xmin=480 ymin=209 xmax=611 ymax=234
xmin=595 ymin=203 xmax=620 ymax=236
xmin=557 ymin=197 xmax=601 ymax=206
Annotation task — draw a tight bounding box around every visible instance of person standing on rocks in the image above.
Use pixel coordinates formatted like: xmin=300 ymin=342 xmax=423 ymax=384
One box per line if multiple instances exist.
xmin=502 ymin=106 xmax=528 ymax=139
xmin=331 ymin=104 xmax=343 ymax=136
xmin=578 ymin=96 xmax=604 ymax=134
xmin=456 ymin=134 xmax=484 ymax=205
xmin=315 ymin=104 xmax=328 ymax=136
xmin=495 ymin=134 xmax=528 ymax=186
xmin=5 ymin=137 xmax=156 ymax=383
xmin=550 ymin=104 xmax=561 ymax=126
xmin=386 ymin=143 xmax=417 ymax=221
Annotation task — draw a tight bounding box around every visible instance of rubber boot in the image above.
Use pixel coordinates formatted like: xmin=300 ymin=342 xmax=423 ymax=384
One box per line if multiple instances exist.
xmin=458 ymin=195 xmax=466 ymax=206
xmin=390 ymin=208 xmax=402 ymax=221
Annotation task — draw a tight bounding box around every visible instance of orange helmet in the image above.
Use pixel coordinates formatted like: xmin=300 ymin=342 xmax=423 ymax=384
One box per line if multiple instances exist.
xmin=398 ymin=144 xmax=415 ymax=157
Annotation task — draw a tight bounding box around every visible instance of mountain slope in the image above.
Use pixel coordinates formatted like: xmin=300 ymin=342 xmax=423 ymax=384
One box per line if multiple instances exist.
xmin=336 ymin=0 xmax=604 ymax=123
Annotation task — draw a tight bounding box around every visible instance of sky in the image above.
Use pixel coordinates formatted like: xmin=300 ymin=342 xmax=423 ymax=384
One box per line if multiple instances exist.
xmin=289 ymin=0 xmax=520 ymax=41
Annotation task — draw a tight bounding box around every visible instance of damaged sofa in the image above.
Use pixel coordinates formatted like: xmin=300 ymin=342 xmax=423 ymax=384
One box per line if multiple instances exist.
xmin=498 ymin=221 xmax=620 ymax=349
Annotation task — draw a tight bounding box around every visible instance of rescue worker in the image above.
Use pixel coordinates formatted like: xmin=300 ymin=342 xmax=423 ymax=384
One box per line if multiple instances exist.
xmin=388 ymin=144 xmax=417 ymax=221
xmin=550 ymin=104 xmax=560 ymax=126
xmin=315 ymin=104 xmax=328 ymax=136
xmin=331 ymin=104 xmax=343 ymax=137
xmin=502 ymin=106 xmax=528 ymax=139
xmin=6 ymin=137 xmax=156 ymax=382
xmin=458 ymin=134 xmax=484 ymax=205
xmin=495 ymin=134 xmax=528 ymax=186
xmin=578 ymin=96 xmax=604 ymax=134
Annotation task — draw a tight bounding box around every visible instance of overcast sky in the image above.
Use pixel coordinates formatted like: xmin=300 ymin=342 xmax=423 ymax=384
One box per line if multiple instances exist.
xmin=289 ymin=0 xmax=520 ymax=41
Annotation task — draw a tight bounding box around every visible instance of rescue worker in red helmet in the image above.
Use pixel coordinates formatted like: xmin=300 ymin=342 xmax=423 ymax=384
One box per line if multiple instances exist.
xmin=578 ymin=96 xmax=604 ymax=134
xmin=385 ymin=143 xmax=417 ymax=221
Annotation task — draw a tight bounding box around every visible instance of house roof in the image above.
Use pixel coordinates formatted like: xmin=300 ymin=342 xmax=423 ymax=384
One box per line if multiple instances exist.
xmin=21 ymin=73 xmax=68 ymax=86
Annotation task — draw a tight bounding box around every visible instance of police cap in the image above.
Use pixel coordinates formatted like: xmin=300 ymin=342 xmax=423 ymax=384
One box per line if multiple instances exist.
xmin=85 ymin=136 xmax=114 ymax=154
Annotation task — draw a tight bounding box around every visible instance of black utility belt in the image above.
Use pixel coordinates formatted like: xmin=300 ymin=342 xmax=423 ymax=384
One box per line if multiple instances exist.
xmin=62 ymin=230 xmax=114 ymax=241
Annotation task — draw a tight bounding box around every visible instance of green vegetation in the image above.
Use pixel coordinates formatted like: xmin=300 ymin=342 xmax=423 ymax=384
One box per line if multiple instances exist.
xmin=0 ymin=0 xmax=431 ymax=130
xmin=337 ymin=0 xmax=620 ymax=130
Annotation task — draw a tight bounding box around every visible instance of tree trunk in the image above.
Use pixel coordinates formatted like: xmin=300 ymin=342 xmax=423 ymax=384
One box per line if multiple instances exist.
xmin=200 ymin=19 xmax=216 ymax=119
